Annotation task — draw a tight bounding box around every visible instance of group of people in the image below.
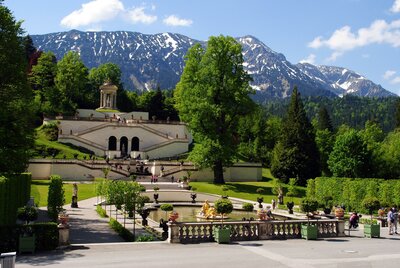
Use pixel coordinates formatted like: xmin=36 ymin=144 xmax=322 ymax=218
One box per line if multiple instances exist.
xmin=387 ymin=207 xmax=399 ymax=235
xmin=349 ymin=207 xmax=399 ymax=235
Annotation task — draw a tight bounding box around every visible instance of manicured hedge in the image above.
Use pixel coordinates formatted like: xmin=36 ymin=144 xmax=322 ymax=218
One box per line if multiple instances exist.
xmin=0 ymin=222 xmax=58 ymax=253
xmin=31 ymin=222 xmax=59 ymax=250
xmin=109 ymin=218 xmax=135 ymax=242
xmin=307 ymin=177 xmax=400 ymax=213
xmin=0 ymin=173 xmax=32 ymax=226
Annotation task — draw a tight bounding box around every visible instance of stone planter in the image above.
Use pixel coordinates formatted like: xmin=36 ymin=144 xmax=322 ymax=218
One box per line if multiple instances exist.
xmin=213 ymin=226 xmax=230 ymax=244
xmin=301 ymin=224 xmax=318 ymax=240
xmin=364 ymin=224 xmax=380 ymax=238
xmin=19 ymin=235 xmax=35 ymax=254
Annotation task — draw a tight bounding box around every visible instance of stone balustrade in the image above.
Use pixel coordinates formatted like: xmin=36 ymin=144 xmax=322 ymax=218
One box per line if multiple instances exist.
xmin=168 ymin=219 xmax=345 ymax=243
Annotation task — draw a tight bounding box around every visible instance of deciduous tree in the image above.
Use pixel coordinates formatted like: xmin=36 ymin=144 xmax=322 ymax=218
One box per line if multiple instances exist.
xmin=0 ymin=2 xmax=35 ymax=174
xmin=175 ymin=36 xmax=254 ymax=184
xmin=328 ymin=129 xmax=370 ymax=178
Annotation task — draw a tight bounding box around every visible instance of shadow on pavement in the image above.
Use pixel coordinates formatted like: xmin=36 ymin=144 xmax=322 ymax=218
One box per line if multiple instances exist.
xmin=17 ymin=251 xmax=85 ymax=266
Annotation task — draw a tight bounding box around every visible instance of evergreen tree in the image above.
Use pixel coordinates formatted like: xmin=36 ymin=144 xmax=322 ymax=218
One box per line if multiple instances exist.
xmin=315 ymin=106 xmax=334 ymax=176
xmin=175 ymin=36 xmax=254 ymax=184
xmin=271 ymin=87 xmax=320 ymax=185
xmin=0 ymin=2 xmax=35 ymax=174
xmin=317 ymin=106 xmax=333 ymax=132
xmin=396 ymin=98 xmax=400 ymax=129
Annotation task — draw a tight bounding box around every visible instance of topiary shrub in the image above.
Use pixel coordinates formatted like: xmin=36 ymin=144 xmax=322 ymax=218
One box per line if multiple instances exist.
xmin=362 ymin=197 xmax=380 ymax=220
xmin=47 ymin=175 xmax=65 ymax=221
xmin=160 ymin=203 xmax=173 ymax=220
xmin=300 ymin=199 xmax=319 ymax=223
xmin=214 ymin=198 xmax=233 ymax=225
xmin=242 ymin=202 xmax=254 ymax=212
xmin=17 ymin=206 xmax=38 ymax=224
xmin=31 ymin=222 xmax=59 ymax=250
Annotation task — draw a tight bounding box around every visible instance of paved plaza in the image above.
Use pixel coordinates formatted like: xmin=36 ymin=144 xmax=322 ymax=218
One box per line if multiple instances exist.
xmin=15 ymin=192 xmax=400 ymax=268
xmin=16 ymin=234 xmax=400 ymax=268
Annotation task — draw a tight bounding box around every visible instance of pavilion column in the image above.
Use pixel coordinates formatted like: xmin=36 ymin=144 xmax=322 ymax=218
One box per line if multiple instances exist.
xmin=100 ymin=92 xmax=104 ymax=108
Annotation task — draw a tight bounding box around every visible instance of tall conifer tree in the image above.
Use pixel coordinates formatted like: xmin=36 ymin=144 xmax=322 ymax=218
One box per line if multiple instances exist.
xmin=271 ymin=87 xmax=320 ymax=185
xmin=396 ymin=98 xmax=400 ymax=129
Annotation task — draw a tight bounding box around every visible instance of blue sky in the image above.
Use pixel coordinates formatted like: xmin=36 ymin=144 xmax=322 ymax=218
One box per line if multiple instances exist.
xmin=4 ymin=0 xmax=400 ymax=95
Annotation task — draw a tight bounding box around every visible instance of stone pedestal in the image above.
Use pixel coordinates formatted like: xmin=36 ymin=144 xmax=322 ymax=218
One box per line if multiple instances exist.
xmin=0 ymin=252 xmax=16 ymax=268
xmin=58 ymin=224 xmax=70 ymax=246
xmin=337 ymin=220 xmax=345 ymax=237
xmin=168 ymin=223 xmax=180 ymax=243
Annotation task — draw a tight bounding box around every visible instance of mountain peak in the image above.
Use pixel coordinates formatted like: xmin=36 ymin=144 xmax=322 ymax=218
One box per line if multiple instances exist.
xmin=31 ymin=30 xmax=396 ymax=98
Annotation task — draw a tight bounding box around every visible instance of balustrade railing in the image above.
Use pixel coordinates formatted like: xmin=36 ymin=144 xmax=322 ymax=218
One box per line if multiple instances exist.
xmin=168 ymin=219 xmax=344 ymax=243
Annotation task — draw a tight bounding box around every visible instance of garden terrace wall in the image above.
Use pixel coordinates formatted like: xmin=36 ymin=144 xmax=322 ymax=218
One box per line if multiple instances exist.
xmin=168 ymin=219 xmax=345 ymax=243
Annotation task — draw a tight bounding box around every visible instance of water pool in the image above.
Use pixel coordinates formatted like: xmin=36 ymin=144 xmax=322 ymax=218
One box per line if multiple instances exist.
xmin=148 ymin=205 xmax=285 ymax=222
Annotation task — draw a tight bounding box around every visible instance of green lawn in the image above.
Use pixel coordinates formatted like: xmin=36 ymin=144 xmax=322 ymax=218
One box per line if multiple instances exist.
xmin=33 ymin=125 xmax=102 ymax=160
xmin=190 ymin=169 xmax=305 ymax=205
xmin=31 ymin=180 xmax=97 ymax=207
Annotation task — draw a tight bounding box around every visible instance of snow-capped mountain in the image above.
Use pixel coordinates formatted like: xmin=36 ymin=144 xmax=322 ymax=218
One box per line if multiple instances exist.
xmin=31 ymin=30 xmax=396 ymax=99
xmin=297 ymin=63 xmax=395 ymax=97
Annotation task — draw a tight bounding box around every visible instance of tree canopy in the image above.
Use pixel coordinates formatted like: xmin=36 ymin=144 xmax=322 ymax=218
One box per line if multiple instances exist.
xmin=327 ymin=129 xmax=370 ymax=178
xmin=0 ymin=3 xmax=35 ymax=174
xmin=175 ymin=36 xmax=254 ymax=183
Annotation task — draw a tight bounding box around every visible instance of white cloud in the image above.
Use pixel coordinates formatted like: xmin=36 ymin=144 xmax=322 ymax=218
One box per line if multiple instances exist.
xmin=61 ymin=0 xmax=124 ymax=28
xmin=308 ymin=19 xmax=400 ymax=61
xmin=390 ymin=76 xmax=400 ymax=84
xmin=299 ymin=54 xmax=316 ymax=64
xmin=126 ymin=7 xmax=157 ymax=24
xmin=163 ymin=15 xmax=193 ymax=27
xmin=383 ymin=70 xmax=396 ymax=80
xmin=391 ymin=0 xmax=400 ymax=13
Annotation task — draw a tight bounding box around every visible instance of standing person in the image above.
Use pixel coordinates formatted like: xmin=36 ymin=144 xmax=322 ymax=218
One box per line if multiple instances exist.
xmin=388 ymin=208 xmax=394 ymax=235
xmin=393 ymin=207 xmax=398 ymax=234
xmin=272 ymin=199 xmax=276 ymax=210
xmin=171 ymin=175 xmax=175 ymax=183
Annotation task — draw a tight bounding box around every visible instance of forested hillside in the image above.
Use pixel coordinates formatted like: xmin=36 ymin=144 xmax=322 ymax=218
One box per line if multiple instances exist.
xmin=262 ymin=95 xmax=398 ymax=132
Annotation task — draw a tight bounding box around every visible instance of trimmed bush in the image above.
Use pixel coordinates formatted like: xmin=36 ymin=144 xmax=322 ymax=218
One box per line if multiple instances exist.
xmin=0 ymin=222 xmax=58 ymax=253
xmin=47 ymin=175 xmax=65 ymax=221
xmin=306 ymin=177 xmax=395 ymax=212
xmin=17 ymin=206 xmax=38 ymax=224
xmin=242 ymin=203 xmax=254 ymax=212
xmin=0 ymin=173 xmax=32 ymax=226
xmin=30 ymin=222 xmax=59 ymax=251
